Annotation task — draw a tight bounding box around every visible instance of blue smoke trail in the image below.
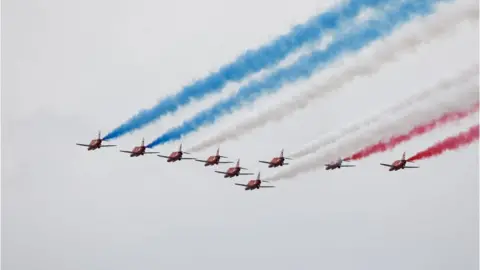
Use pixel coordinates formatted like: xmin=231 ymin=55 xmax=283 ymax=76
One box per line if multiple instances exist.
xmin=103 ymin=0 xmax=392 ymax=141
xmin=146 ymin=0 xmax=442 ymax=148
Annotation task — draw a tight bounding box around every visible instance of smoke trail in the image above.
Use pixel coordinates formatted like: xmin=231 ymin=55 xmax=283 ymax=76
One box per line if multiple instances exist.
xmin=289 ymin=65 xmax=479 ymax=159
xmin=188 ymin=4 xmax=478 ymax=152
xmin=147 ymin=0 xmax=440 ymax=148
xmin=344 ymin=103 xmax=479 ymax=160
xmin=265 ymin=82 xmax=479 ymax=181
xmin=102 ymin=0 xmax=391 ymax=141
xmin=407 ymin=124 xmax=479 ymax=161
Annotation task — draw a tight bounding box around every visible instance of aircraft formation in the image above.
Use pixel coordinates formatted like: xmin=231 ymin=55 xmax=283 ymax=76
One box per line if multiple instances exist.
xmin=73 ymin=1 xmax=479 ymax=190
xmin=76 ymin=131 xmax=420 ymax=190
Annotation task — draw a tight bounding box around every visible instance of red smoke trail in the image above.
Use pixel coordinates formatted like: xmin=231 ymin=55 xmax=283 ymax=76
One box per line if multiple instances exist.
xmin=344 ymin=103 xmax=479 ymax=161
xmin=407 ymin=124 xmax=479 ymax=162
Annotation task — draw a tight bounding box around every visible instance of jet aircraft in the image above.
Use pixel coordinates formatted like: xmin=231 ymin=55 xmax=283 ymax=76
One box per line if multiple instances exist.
xmin=120 ymin=138 xmax=159 ymax=157
xmin=157 ymin=144 xmax=195 ymax=162
xmin=76 ymin=131 xmax=116 ymax=151
xmin=380 ymin=152 xmax=419 ymax=171
xmin=194 ymin=148 xmax=233 ymax=166
xmin=234 ymin=172 xmax=275 ymax=190
xmin=325 ymin=158 xmax=356 ymax=170
xmin=214 ymin=159 xmax=254 ymax=178
xmin=258 ymin=149 xmax=292 ymax=168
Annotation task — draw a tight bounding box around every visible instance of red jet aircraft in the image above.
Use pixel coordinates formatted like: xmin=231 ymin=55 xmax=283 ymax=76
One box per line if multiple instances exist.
xmin=325 ymin=158 xmax=355 ymax=170
xmin=214 ymin=159 xmax=254 ymax=178
xmin=119 ymin=138 xmax=159 ymax=157
xmin=76 ymin=131 xmax=116 ymax=151
xmin=258 ymin=149 xmax=292 ymax=167
xmin=194 ymin=148 xmax=233 ymax=166
xmin=234 ymin=172 xmax=275 ymax=190
xmin=157 ymin=144 xmax=195 ymax=162
xmin=380 ymin=152 xmax=419 ymax=171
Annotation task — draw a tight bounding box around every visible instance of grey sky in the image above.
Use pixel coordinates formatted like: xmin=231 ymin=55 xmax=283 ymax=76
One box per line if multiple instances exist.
xmin=2 ymin=0 xmax=478 ymax=269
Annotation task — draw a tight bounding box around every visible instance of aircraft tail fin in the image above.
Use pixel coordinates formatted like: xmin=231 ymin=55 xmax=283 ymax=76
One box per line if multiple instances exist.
xmin=216 ymin=147 xmax=228 ymax=158
xmin=236 ymin=159 xmax=248 ymax=170
xmin=179 ymin=143 xmax=191 ymax=154
xmin=98 ymin=130 xmax=101 ymax=139
xmin=281 ymin=149 xmax=293 ymax=160
xmin=141 ymin=138 xmax=144 ymax=146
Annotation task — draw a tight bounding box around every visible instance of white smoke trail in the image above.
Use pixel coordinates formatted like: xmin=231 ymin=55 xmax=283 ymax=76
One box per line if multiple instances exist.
xmin=289 ymin=64 xmax=479 ymax=158
xmin=265 ymin=81 xmax=479 ymax=181
xmin=188 ymin=2 xmax=479 ymax=153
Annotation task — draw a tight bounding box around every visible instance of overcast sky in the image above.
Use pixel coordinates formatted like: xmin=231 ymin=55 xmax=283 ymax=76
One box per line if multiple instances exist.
xmin=2 ymin=0 xmax=478 ymax=269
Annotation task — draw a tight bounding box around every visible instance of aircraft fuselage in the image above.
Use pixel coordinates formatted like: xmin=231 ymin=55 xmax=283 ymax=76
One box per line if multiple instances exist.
xmin=224 ymin=167 xmax=240 ymax=178
xmin=268 ymin=157 xmax=285 ymax=167
xmin=389 ymin=160 xmax=407 ymax=171
xmin=88 ymin=139 xmax=102 ymax=150
xmin=244 ymin=180 xmax=261 ymax=190
xmin=204 ymin=155 xmax=220 ymax=166
xmin=167 ymin=151 xmax=183 ymax=162
xmin=325 ymin=159 xmax=342 ymax=170
xmin=130 ymin=146 xmax=146 ymax=157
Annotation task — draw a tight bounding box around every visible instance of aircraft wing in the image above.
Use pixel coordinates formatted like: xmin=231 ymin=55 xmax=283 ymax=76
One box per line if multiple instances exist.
xmin=157 ymin=155 xmax=170 ymax=158
xmin=238 ymin=172 xmax=255 ymax=175
xmin=259 ymin=160 xmax=271 ymax=164
xmin=194 ymin=159 xmax=208 ymax=163
xmin=181 ymin=157 xmax=195 ymax=160
xmin=234 ymin=183 xmax=248 ymax=187
xmin=120 ymin=150 xmax=134 ymax=153
xmin=404 ymin=165 xmax=419 ymax=168
xmin=101 ymin=144 xmax=116 ymax=147
xmin=144 ymin=151 xmax=159 ymax=154
xmin=76 ymin=143 xmax=90 ymax=147
xmin=380 ymin=163 xmax=394 ymax=167
xmin=260 ymin=186 xmax=275 ymax=188
xmin=214 ymin=170 xmax=227 ymax=174
xmin=340 ymin=164 xmax=356 ymax=167
xmin=283 ymin=163 xmax=289 ymax=165
xmin=218 ymin=161 xmax=234 ymax=164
